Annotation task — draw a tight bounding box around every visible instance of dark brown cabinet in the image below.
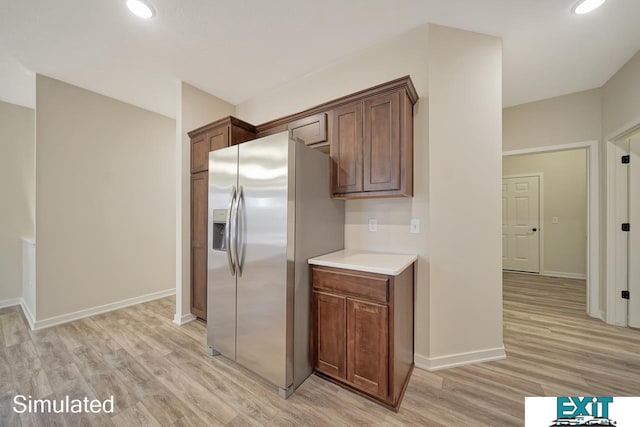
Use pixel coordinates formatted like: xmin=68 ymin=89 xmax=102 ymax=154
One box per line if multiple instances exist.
xmin=190 ymin=117 xmax=255 ymax=174
xmin=190 ymin=171 xmax=208 ymax=319
xmin=288 ymin=112 xmax=328 ymax=149
xmin=313 ymin=292 xmax=346 ymax=380
xmin=207 ymin=126 xmax=229 ymax=152
xmin=331 ymin=102 xmax=363 ymax=194
xmin=188 ymin=117 xmax=256 ymax=320
xmin=311 ymin=264 xmax=415 ymax=411
xmin=190 ymin=133 xmax=209 ymax=173
xmin=330 ymin=87 xmax=414 ymax=199
xmin=364 ymin=91 xmax=400 ymax=192
xmin=346 ymin=299 xmax=388 ymax=398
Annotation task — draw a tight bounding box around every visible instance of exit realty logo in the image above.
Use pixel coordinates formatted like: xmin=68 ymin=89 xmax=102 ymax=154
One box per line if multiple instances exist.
xmin=551 ymin=397 xmax=615 ymax=426
xmin=525 ymin=397 xmax=640 ymax=426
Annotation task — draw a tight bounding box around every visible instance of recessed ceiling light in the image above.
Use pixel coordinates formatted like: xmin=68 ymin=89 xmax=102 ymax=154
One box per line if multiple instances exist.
xmin=126 ymin=0 xmax=155 ymax=19
xmin=572 ymin=0 xmax=607 ymax=15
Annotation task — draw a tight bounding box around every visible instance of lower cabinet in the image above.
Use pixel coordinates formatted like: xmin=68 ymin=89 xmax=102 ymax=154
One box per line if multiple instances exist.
xmin=346 ymin=299 xmax=388 ymax=399
xmin=313 ymin=292 xmax=346 ymax=379
xmin=311 ymin=264 xmax=414 ymax=411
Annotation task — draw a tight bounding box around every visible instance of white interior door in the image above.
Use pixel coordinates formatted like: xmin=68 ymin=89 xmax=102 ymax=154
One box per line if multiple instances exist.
xmin=503 ymin=176 xmax=540 ymax=273
xmin=628 ymin=137 xmax=640 ymax=328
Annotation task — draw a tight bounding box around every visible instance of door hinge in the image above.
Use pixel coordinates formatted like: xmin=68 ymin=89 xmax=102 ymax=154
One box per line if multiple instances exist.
xmin=622 ymin=223 xmax=630 ymax=232
xmin=622 ymin=155 xmax=630 ymax=164
xmin=622 ymin=290 xmax=630 ymax=300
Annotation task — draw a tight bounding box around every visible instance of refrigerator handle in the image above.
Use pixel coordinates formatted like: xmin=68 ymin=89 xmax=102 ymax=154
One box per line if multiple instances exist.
xmin=235 ymin=186 xmax=244 ymax=277
xmin=226 ymin=186 xmax=237 ymax=276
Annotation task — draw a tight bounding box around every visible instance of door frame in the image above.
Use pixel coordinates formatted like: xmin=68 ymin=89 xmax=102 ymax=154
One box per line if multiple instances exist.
xmin=606 ymin=121 xmax=640 ymax=327
xmin=503 ymin=140 xmax=600 ymax=319
xmin=502 ymin=173 xmax=544 ymax=274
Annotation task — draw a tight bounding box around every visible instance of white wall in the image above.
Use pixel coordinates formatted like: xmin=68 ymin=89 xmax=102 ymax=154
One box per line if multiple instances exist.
xmin=175 ymin=82 xmax=234 ymax=323
xmin=602 ymin=50 xmax=640 ymax=139
xmin=237 ymin=24 xmax=429 ymax=123
xmin=0 ymin=100 xmax=34 ymax=304
xmin=35 ymin=75 xmax=176 ymax=321
xmin=503 ymin=89 xmax=602 ymax=151
xmin=237 ymin=23 xmax=504 ymax=367
xmin=426 ymin=25 xmax=504 ymax=362
xmin=503 ymin=150 xmax=587 ymax=277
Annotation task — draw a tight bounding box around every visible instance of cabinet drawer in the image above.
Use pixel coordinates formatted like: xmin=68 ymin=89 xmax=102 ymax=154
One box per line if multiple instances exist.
xmin=312 ymin=267 xmax=388 ymax=304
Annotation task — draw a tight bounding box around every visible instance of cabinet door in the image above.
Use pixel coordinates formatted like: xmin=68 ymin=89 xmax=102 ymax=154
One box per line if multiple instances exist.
xmin=313 ymin=291 xmax=347 ymax=380
xmin=288 ymin=113 xmax=327 ymax=146
xmin=208 ymin=126 xmax=229 ymax=151
xmin=331 ymin=102 xmax=363 ymax=194
xmin=191 ymin=134 xmax=209 ymax=173
xmin=191 ymin=171 xmax=208 ymax=320
xmin=347 ymin=299 xmax=388 ymax=398
xmin=363 ymin=91 xmax=400 ymax=192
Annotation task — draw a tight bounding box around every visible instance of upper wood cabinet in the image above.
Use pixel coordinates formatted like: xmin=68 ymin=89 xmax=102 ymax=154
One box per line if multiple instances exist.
xmin=189 ymin=116 xmax=256 ymax=173
xmin=254 ymin=77 xmax=417 ymax=200
xmin=330 ymin=87 xmax=414 ymax=199
xmin=288 ymin=113 xmax=328 ymax=149
xmin=207 ymin=126 xmax=229 ymax=152
xmin=364 ymin=91 xmax=400 ymax=192
xmin=331 ymin=102 xmax=363 ymax=194
xmin=191 ymin=133 xmax=209 ymax=173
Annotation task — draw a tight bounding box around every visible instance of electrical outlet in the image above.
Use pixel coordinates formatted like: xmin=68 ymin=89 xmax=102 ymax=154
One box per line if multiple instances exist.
xmin=410 ymin=219 xmax=420 ymax=234
xmin=552 ymin=217 xmax=559 ymax=224
xmin=368 ymin=219 xmax=377 ymax=232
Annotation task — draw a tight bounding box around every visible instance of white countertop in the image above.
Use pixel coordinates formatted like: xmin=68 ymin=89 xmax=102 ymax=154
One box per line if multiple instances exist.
xmin=308 ymin=250 xmax=417 ymax=276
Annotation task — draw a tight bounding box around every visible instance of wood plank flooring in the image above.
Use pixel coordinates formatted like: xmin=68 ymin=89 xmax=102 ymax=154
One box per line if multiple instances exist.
xmin=1 ymin=272 xmax=639 ymax=426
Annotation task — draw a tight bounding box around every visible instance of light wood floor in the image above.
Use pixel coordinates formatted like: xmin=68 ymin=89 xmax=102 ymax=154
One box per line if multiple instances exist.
xmin=1 ymin=273 xmax=639 ymax=426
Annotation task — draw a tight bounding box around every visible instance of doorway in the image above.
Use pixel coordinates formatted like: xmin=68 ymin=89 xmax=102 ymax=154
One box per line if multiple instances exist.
xmin=629 ymin=135 xmax=640 ymax=328
xmin=503 ymin=141 xmax=600 ymax=319
xmin=607 ymin=129 xmax=640 ymax=328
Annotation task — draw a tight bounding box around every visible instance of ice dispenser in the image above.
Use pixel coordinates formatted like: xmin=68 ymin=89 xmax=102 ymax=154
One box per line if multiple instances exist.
xmin=212 ymin=209 xmax=228 ymax=251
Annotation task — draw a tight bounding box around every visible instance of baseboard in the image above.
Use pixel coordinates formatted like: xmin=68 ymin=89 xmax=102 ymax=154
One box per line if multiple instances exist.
xmin=173 ymin=313 xmax=197 ymax=325
xmin=414 ymin=346 xmax=506 ymax=371
xmin=20 ymin=300 xmax=36 ymax=330
xmin=0 ymin=298 xmax=22 ymax=309
xmin=541 ymin=271 xmax=587 ymax=280
xmin=31 ymin=288 xmax=176 ymax=330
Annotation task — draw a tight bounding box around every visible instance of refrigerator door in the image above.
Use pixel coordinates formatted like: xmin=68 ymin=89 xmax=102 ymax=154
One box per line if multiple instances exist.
xmin=207 ymin=145 xmax=239 ymax=359
xmin=236 ymin=133 xmax=292 ymax=389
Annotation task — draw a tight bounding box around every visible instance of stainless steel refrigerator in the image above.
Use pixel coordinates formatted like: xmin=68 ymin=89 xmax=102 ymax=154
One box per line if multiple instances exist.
xmin=207 ymin=131 xmax=344 ymax=398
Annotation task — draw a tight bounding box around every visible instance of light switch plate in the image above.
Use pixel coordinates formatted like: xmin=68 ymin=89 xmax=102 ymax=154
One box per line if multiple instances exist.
xmin=552 ymin=217 xmax=559 ymax=224
xmin=368 ymin=219 xmax=377 ymax=232
xmin=410 ymin=218 xmax=420 ymax=234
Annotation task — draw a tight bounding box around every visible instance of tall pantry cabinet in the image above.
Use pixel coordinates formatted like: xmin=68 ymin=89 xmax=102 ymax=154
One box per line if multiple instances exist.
xmin=188 ymin=117 xmax=256 ymax=320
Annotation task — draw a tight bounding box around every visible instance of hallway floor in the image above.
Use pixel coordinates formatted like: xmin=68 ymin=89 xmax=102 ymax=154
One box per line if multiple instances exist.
xmin=1 ymin=273 xmax=639 ymax=426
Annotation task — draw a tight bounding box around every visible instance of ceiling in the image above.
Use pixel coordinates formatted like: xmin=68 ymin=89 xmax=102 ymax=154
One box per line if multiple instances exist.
xmin=1 ymin=0 xmax=639 ymax=118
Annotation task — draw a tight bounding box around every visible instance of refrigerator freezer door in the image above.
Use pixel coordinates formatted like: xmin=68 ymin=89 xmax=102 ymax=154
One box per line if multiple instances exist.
xmin=236 ymin=134 xmax=292 ymax=389
xmin=208 ymin=145 xmax=239 ymax=360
